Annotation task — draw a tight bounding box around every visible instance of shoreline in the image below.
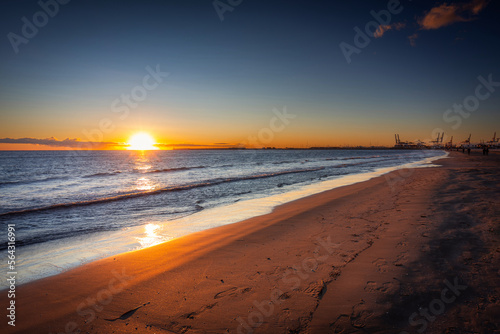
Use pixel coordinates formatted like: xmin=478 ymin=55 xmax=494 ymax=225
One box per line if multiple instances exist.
xmin=2 ymin=151 xmax=447 ymax=289
xmin=2 ymin=151 xmax=498 ymax=333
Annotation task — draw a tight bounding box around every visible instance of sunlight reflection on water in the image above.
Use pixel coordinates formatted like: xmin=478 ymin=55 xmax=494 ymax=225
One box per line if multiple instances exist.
xmin=132 ymin=150 xmax=157 ymax=190
xmin=136 ymin=177 xmax=154 ymax=191
xmin=136 ymin=165 xmax=152 ymax=171
xmin=136 ymin=223 xmax=165 ymax=248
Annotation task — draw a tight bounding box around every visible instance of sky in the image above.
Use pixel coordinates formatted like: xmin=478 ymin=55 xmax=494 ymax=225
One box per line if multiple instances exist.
xmin=0 ymin=0 xmax=499 ymax=149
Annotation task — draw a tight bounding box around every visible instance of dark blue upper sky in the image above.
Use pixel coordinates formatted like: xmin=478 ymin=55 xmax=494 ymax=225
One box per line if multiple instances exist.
xmin=1 ymin=0 xmax=499 ymax=148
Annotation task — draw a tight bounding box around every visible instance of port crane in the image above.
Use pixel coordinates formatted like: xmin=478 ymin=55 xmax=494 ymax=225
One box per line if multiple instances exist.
xmin=445 ymin=136 xmax=454 ymax=149
xmin=429 ymin=132 xmax=445 ymax=148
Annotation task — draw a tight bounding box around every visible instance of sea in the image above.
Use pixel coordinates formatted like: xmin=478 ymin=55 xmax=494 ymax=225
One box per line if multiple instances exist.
xmin=0 ymin=149 xmax=447 ymax=288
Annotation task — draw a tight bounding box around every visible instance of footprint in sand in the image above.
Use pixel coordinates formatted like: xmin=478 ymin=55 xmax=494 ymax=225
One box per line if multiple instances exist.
xmin=214 ymin=287 xmax=251 ymax=300
xmin=396 ymin=241 xmax=407 ymax=248
xmin=214 ymin=287 xmax=237 ymax=299
xmin=364 ymin=281 xmax=396 ymax=294
xmin=393 ymin=252 xmax=409 ymax=267
xmin=330 ymin=314 xmax=350 ymax=333
xmin=247 ymin=271 xmax=261 ymax=280
xmin=103 ymin=302 xmax=150 ymax=321
xmin=156 ymin=322 xmax=191 ymax=333
xmin=377 ymin=281 xmax=396 ymax=294
xmin=364 ymin=281 xmax=377 ymax=293
xmin=350 ymin=300 xmax=373 ymax=328
xmin=372 ymin=258 xmax=388 ymax=272
xmin=182 ymin=303 xmax=217 ymax=319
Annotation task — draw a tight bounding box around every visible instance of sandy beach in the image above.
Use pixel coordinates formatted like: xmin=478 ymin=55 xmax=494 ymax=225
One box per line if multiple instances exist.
xmin=2 ymin=151 xmax=499 ymax=334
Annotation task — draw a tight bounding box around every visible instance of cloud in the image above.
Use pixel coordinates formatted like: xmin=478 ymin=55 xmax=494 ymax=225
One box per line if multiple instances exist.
xmin=374 ymin=25 xmax=391 ymax=38
xmin=419 ymin=4 xmax=467 ymax=30
xmin=408 ymin=33 xmax=419 ymax=47
xmin=467 ymin=0 xmax=489 ymax=14
xmin=374 ymin=22 xmax=406 ymax=38
xmin=0 ymin=137 xmax=123 ymax=149
xmin=419 ymin=0 xmax=488 ymax=30
xmin=155 ymin=143 xmax=237 ymax=149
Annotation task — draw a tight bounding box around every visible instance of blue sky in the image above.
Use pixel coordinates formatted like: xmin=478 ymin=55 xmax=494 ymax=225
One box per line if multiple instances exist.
xmin=1 ymin=0 xmax=499 ymax=148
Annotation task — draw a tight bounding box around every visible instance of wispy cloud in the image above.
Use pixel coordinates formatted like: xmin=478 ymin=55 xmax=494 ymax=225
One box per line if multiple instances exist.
xmin=155 ymin=143 xmax=237 ymax=149
xmin=419 ymin=0 xmax=488 ymax=30
xmin=408 ymin=33 xmax=419 ymax=47
xmin=0 ymin=137 xmax=123 ymax=149
xmin=374 ymin=22 xmax=406 ymax=38
xmin=467 ymin=0 xmax=489 ymax=14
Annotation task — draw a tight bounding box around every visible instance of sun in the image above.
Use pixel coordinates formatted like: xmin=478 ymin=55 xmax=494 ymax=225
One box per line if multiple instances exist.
xmin=127 ymin=132 xmax=158 ymax=150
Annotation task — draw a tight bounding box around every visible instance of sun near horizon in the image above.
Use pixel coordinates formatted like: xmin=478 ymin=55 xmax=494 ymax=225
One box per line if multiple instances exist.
xmin=126 ymin=132 xmax=159 ymax=151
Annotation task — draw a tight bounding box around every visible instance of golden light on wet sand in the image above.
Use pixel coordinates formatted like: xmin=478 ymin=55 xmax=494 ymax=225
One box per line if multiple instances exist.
xmin=136 ymin=223 xmax=164 ymax=248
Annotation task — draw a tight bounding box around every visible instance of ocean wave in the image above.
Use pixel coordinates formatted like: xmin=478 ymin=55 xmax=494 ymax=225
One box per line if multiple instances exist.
xmin=138 ymin=166 xmax=206 ymax=174
xmin=234 ymin=190 xmax=252 ymax=196
xmin=83 ymin=171 xmax=122 ymax=178
xmin=340 ymin=155 xmax=380 ymax=160
xmin=0 ymin=167 xmax=325 ymax=217
xmin=0 ymin=175 xmax=70 ymax=187
xmin=322 ymin=155 xmax=394 ymax=162
xmin=0 ymin=228 xmax=102 ymax=250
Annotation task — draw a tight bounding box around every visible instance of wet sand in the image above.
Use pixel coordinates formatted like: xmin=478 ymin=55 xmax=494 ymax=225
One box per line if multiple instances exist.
xmin=2 ymin=150 xmax=499 ymax=333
